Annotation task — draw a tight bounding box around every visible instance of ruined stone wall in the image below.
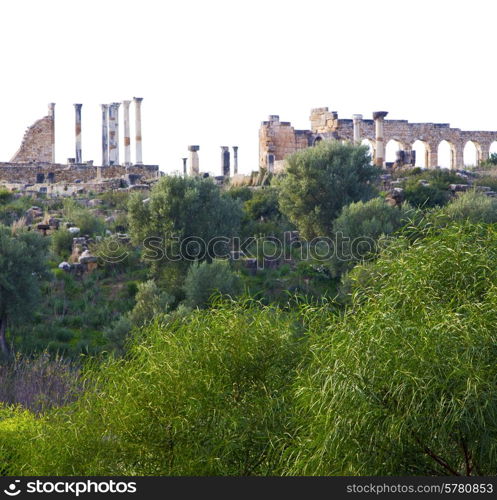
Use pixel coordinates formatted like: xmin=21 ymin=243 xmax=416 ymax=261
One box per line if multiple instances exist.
xmin=259 ymin=115 xmax=311 ymax=170
xmin=0 ymin=163 xmax=159 ymax=185
xmin=260 ymin=107 xmax=497 ymax=170
xmin=10 ymin=115 xmax=54 ymax=163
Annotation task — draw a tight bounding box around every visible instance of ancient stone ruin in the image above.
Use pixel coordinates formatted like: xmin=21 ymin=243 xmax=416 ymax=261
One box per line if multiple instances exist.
xmin=0 ymin=100 xmax=159 ymax=195
xmin=259 ymin=108 xmax=497 ymax=171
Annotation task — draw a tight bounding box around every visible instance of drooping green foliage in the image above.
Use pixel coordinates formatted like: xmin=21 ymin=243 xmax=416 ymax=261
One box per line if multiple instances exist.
xmin=7 ymin=300 xmax=304 ymax=476
xmin=278 ymin=142 xmax=379 ymax=239
xmin=285 ymin=222 xmax=497 ymax=475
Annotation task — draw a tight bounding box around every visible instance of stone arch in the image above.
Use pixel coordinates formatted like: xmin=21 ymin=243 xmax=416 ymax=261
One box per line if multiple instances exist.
xmin=463 ymin=140 xmax=480 ymax=167
xmin=313 ymin=136 xmax=323 ymax=146
xmin=411 ymin=140 xmax=429 ymax=167
xmin=437 ymin=140 xmax=456 ymax=169
xmin=385 ymin=139 xmax=403 ymax=164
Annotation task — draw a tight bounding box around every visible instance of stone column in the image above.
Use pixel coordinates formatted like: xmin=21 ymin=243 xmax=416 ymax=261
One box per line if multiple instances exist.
xmin=134 ymin=97 xmax=144 ymax=164
xmin=352 ymin=114 xmax=363 ymax=144
xmin=182 ymin=157 xmax=188 ymax=176
xmin=108 ymin=103 xmax=117 ymax=165
xmin=48 ymin=103 xmax=55 ymax=163
xmin=101 ymin=104 xmax=109 ymax=166
xmin=221 ymin=146 xmax=230 ymax=177
xmin=122 ymin=100 xmax=131 ymax=166
xmin=188 ymin=145 xmax=200 ymax=176
xmin=113 ymin=102 xmax=121 ymax=165
xmin=232 ymin=146 xmax=238 ymax=174
xmin=74 ymin=104 xmax=82 ymax=163
xmin=373 ymin=111 xmax=388 ymax=167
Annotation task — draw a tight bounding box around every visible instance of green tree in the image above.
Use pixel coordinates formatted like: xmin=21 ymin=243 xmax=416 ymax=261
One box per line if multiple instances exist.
xmin=183 ymin=260 xmax=241 ymax=308
xmin=286 ymin=222 xmax=497 ymax=475
xmin=128 ymin=176 xmax=243 ymax=292
xmin=278 ymin=141 xmax=379 ymax=239
xmin=0 ymin=226 xmax=48 ymax=356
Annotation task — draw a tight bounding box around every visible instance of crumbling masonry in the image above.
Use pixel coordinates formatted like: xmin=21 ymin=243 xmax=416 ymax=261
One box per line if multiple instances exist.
xmin=259 ymin=108 xmax=497 ymax=171
xmin=0 ymin=102 xmax=158 ymax=192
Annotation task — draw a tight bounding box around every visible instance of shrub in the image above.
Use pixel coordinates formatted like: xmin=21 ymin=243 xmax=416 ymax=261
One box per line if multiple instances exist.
xmin=330 ymin=198 xmax=415 ymax=276
xmin=183 ymin=260 xmax=241 ymax=309
xmin=50 ymin=230 xmax=73 ymax=259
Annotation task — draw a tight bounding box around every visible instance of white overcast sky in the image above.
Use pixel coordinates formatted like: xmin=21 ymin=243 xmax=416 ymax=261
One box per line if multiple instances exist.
xmin=0 ymin=0 xmax=496 ymax=174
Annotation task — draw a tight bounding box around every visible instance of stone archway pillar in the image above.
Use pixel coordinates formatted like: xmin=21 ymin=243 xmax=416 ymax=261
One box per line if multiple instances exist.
xmin=455 ymin=143 xmax=464 ymax=169
xmin=373 ymin=111 xmax=388 ymax=167
xmin=479 ymin=142 xmax=491 ymax=163
xmin=427 ymin=143 xmax=438 ymax=168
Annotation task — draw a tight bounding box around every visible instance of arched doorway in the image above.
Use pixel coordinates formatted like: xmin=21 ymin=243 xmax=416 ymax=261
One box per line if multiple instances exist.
xmin=313 ymin=136 xmax=323 ymax=146
xmin=385 ymin=139 xmax=403 ymax=164
xmin=437 ymin=140 xmax=453 ymax=169
xmin=463 ymin=141 xmax=479 ymax=167
xmin=412 ymin=140 xmax=428 ymax=167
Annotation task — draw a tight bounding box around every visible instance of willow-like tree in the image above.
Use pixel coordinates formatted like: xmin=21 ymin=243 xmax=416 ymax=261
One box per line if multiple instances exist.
xmin=0 ymin=226 xmax=48 ymax=356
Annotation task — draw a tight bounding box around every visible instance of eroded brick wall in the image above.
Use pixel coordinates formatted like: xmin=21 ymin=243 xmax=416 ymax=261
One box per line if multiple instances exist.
xmin=10 ymin=115 xmax=54 ymax=163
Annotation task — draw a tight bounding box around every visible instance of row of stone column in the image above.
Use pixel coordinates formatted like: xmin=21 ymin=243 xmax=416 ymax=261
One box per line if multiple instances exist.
xmin=182 ymin=145 xmax=239 ymax=177
xmin=100 ymin=97 xmax=143 ymax=167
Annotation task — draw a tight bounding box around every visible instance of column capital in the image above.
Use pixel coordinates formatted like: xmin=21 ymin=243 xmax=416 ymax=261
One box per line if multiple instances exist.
xmin=101 ymin=103 xmax=109 ymax=110
xmin=232 ymin=146 xmax=238 ymax=152
xmin=373 ymin=111 xmax=388 ymax=120
xmin=221 ymin=146 xmax=229 ymax=152
xmin=73 ymin=103 xmax=83 ymax=110
xmin=122 ymin=100 xmax=131 ymax=107
xmin=352 ymin=114 xmax=363 ymax=120
xmin=188 ymin=145 xmax=200 ymax=152
xmin=133 ymin=97 xmax=144 ymax=103
xmin=111 ymin=102 xmax=121 ymax=110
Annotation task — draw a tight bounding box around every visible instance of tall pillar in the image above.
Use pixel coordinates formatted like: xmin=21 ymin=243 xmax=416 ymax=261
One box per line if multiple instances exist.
xmin=182 ymin=157 xmax=188 ymax=176
xmin=101 ymin=104 xmax=109 ymax=166
xmin=428 ymin=143 xmax=439 ymax=168
xmin=232 ymin=146 xmax=238 ymax=174
xmin=373 ymin=111 xmax=388 ymax=167
xmin=352 ymin=114 xmax=363 ymax=144
xmin=74 ymin=104 xmax=82 ymax=163
xmin=108 ymin=103 xmax=117 ymax=165
xmin=188 ymin=145 xmax=200 ymax=176
xmin=221 ymin=146 xmax=230 ymax=177
xmin=122 ymin=100 xmax=131 ymax=166
xmin=134 ymin=97 xmax=144 ymax=164
xmin=113 ymin=102 xmax=121 ymax=165
xmin=48 ymin=103 xmax=55 ymax=163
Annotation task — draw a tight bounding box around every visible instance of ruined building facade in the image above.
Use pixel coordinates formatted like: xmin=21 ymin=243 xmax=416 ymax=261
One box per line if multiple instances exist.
xmin=0 ymin=101 xmax=158 ymax=193
xmin=259 ymin=108 xmax=497 ymax=171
